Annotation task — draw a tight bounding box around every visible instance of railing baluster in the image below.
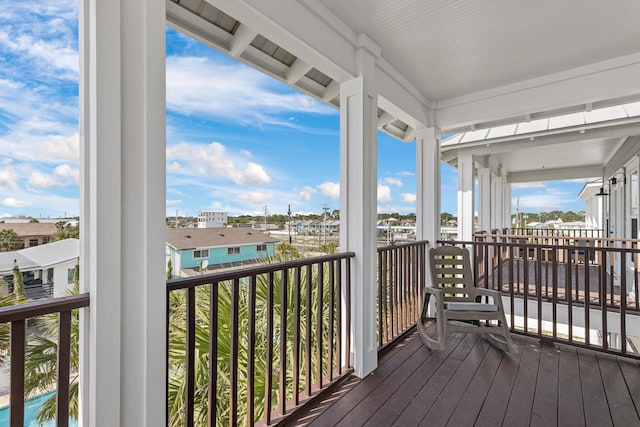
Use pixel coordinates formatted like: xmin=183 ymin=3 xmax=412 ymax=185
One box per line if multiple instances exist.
xmin=246 ymin=277 xmax=255 ymax=426
xmin=336 ymin=258 xmax=343 ymax=374
xmin=10 ymin=319 xmax=25 ymax=427
xmin=377 ymin=250 xmax=383 ymax=347
xmin=230 ymin=279 xmax=240 ymax=427
xmin=265 ymin=272 xmax=274 ymax=425
xmin=305 ymin=263 xmax=312 ymax=398
xmin=185 ymin=287 xmax=196 ymax=427
xmin=279 ymin=270 xmax=287 ymax=417
xmin=621 ymin=251 xmax=627 ymax=354
xmin=56 ymin=310 xmax=72 ymax=427
xmin=584 ymin=247 xmax=590 ymax=347
xmin=329 ymin=260 xmax=335 ymax=382
xmin=316 ymin=262 xmax=323 ymax=390
xmin=208 ymin=282 xmax=219 ymax=427
xmin=293 ymin=267 xmax=301 ymax=405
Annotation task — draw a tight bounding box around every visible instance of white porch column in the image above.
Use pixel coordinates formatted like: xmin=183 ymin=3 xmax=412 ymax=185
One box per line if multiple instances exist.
xmin=339 ymin=40 xmax=379 ymax=378
xmin=478 ymin=166 xmax=491 ymax=233
xmin=493 ymin=169 xmax=504 ymax=232
xmin=415 ymin=127 xmax=440 ymax=245
xmin=503 ymin=176 xmax=512 ymax=231
xmin=457 ymin=152 xmax=475 ymax=241
xmin=80 ymin=0 xmax=166 ymax=425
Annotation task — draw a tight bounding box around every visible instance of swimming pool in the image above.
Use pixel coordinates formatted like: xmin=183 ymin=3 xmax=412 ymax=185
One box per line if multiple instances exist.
xmin=0 ymin=391 xmax=77 ymax=426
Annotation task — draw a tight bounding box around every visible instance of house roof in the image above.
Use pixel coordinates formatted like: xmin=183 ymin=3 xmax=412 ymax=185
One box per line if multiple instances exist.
xmin=166 ymin=228 xmax=280 ymax=250
xmin=0 ymin=238 xmax=79 ymax=274
xmin=0 ymin=223 xmax=58 ymax=237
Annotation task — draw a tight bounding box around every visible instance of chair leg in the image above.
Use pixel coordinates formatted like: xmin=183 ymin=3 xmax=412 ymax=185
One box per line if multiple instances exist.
xmin=484 ymin=315 xmax=516 ymax=353
xmin=417 ymin=293 xmax=447 ymax=351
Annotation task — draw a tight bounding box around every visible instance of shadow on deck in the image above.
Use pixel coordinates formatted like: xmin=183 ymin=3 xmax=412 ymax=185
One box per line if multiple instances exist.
xmin=285 ymin=324 xmax=640 ymax=426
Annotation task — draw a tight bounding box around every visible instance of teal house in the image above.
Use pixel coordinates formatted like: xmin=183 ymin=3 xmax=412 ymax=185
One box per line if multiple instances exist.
xmin=166 ymin=228 xmax=280 ymax=278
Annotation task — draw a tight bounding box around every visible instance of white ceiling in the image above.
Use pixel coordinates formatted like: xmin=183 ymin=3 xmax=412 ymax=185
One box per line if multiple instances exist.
xmin=318 ymin=0 xmax=640 ymax=102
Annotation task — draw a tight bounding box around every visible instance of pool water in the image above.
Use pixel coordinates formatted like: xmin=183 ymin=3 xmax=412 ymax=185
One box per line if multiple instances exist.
xmin=0 ymin=391 xmax=77 ymax=426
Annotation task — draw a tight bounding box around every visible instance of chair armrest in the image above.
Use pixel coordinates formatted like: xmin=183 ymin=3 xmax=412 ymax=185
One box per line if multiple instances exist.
xmin=474 ymin=288 xmax=501 ymax=298
xmin=474 ymin=288 xmax=506 ymax=309
xmin=424 ymin=287 xmax=444 ymax=297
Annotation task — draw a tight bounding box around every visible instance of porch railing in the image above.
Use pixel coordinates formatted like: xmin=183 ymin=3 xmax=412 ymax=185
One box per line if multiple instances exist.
xmin=507 ymin=227 xmax=604 ymax=239
xmin=0 ymin=294 xmax=90 ymax=427
xmin=445 ymin=233 xmax=640 ymax=358
xmin=166 ymin=252 xmax=354 ymax=427
xmin=377 ymin=240 xmax=428 ymax=348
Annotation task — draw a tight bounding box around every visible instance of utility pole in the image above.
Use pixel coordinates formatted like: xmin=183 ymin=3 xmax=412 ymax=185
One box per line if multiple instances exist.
xmin=322 ymin=203 xmax=329 ymax=246
xmin=263 ymin=205 xmax=268 ymax=233
xmin=287 ymin=204 xmax=292 ymax=244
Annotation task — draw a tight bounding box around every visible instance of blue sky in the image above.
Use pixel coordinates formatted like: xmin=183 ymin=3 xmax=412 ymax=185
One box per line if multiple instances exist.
xmin=0 ymin=2 xmax=588 ymax=219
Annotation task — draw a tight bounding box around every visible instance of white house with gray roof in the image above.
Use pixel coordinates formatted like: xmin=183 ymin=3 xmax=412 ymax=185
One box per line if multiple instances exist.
xmin=0 ymin=238 xmax=79 ymax=298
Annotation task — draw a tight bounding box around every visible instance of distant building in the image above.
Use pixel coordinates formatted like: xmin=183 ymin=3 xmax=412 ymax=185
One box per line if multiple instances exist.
xmin=0 ymin=238 xmax=79 ymax=298
xmin=0 ymin=223 xmax=58 ymax=250
xmin=197 ymin=211 xmax=227 ymax=228
xmin=166 ymin=228 xmax=280 ymax=278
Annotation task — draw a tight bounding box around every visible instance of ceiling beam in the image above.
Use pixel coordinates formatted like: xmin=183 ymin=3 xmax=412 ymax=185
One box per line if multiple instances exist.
xmin=229 ymin=23 xmax=257 ymax=57
xmin=440 ymin=118 xmax=640 ymax=161
xmin=435 ymin=53 xmax=640 ymax=133
xmin=508 ymin=165 xmax=603 ymax=183
xmin=285 ymin=58 xmax=313 ymax=84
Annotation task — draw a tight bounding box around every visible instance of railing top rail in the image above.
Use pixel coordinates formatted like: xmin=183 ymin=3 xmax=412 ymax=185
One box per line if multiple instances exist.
xmin=475 ymin=233 xmax=640 ymax=244
xmin=0 ymin=293 xmax=90 ymax=324
xmin=167 ymin=251 xmax=356 ymax=291
xmin=377 ymin=240 xmax=429 ymax=253
xmin=437 ymin=238 xmax=640 ymax=253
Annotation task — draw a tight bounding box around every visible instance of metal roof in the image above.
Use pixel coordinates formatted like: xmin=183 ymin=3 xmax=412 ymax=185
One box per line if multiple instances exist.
xmin=0 ymin=238 xmax=79 ymax=274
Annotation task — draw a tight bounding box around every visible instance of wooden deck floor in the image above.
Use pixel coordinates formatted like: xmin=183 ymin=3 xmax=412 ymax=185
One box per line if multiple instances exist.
xmin=286 ymin=325 xmax=640 ymax=427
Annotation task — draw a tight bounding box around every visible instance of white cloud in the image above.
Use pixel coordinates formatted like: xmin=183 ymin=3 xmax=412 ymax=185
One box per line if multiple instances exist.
xmin=1 ymin=197 xmax=30 ymax=208
xmin=381 ymin=177 xmax=403 ymax=187
xmin=54 ymin=163 xmax=79 ymax=184
xmin=397 ymin=171 xmax=414 ymax=177
xmin=298 ymin=186 xmax=317 ymax=201
xmin=166 ymin=56 xmax=334 ymax=127
xmin=318 ymin=182 xmax=340 ymax=199
xmin=28 ymin=171 xmax=65 ymax=189
xmin=378 ymin=184 xmax=392 ymax=202
xmin=401 ymin=193 xmax=416 ymax=203
xmin=167 ymin=141 xmax=271 ymax=185
xmin=237 ymin=191 xmax=273 ymax=204
xmin=0 ymin=168 xmax=17 ymax=189
xmin=0 ymin=131 xmax=79 ymax=164
xmin=166 ymin=199 xmax=182 ymax=206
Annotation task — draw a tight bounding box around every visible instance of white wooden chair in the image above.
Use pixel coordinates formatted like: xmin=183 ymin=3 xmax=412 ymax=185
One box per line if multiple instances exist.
xmin=417 ymin=245 xmax=515 ymax=352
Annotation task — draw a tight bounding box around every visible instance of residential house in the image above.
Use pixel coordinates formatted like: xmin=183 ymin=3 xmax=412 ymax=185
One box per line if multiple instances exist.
xmin=0 ymin=238 xmax=79 ymax=298
xmin=166 ymin=227 xmax=280 ymax=277
xmin=0 ymin=223 xmax=58 ymax=250
xmin=196 ymin=210 xmax=227 ymax=228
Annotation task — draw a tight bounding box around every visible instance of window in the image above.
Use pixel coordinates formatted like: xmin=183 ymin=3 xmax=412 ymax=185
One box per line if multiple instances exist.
xmin=68 ymin=268 xmax=75 ymax=284
xmin=256 ymin=244 xmax=267 ymax=252
xmin=227 ymin=247 xmax=240 ymax=255
xmin=193 ymin=249 xmax=209 ymax=259
xmin=29 ymin=239 xmax=38 ymax=247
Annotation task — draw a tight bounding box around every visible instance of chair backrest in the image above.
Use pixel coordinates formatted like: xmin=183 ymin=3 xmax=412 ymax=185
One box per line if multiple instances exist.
xmin=429 ymin=245 xmax=476 ymax=302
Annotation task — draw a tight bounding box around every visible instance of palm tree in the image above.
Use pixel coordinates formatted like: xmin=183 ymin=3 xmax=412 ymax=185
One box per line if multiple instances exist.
xmin=167 ymin=252 xmax=338 ymax=426
xmin=23 ymin=263 xmax=80 ymax=423
xmin=0 ymin=228 xmax=19 ymax=251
